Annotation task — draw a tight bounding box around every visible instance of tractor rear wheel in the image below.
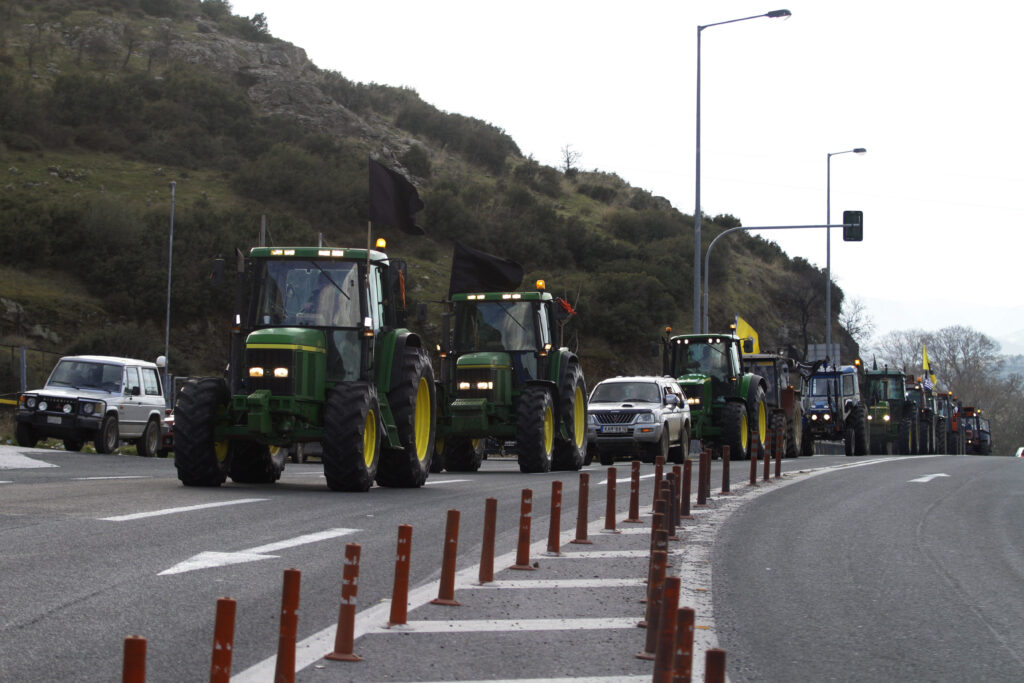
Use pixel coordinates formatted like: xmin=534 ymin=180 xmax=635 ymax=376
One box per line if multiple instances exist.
xmin=852 ymin=406 xmax=869 ymax=456
xmin=552 ymin=360 xmax=586 ymax=471
xmin=174 ymin=378 xmax=229 ymax=487
xmin=229 ymin=442 xmax=285 ymax=483
xmin=323 ymin=382 xmax=380 ymax=492
xmin=801 ymin=433 xmax=815 ymax=457
xmin=747 ymin=385 xmax=768 ymax=459
xmin=769 ymin=412 xmax=787 ymax=460
xmin=517 ymin=385 xmax=555 ymax=473
xmin=721 ymin=400 xmax=748 ymax=461
xmin=445 ymin=438 xmax=485 ymax=472
xmin=376 ymin=347 xmax=436 ymax=488
xmin=785 ymin=404 xmax=802 ymax=458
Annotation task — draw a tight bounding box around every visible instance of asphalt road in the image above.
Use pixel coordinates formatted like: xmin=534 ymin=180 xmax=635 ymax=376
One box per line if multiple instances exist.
xmin=713 ymin=455 xmax=1024 ymax=682
xmin=6 ymin=445 xmax=1009 ymax=682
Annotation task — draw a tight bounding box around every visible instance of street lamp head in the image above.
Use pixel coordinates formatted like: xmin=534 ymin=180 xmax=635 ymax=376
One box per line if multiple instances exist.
xmin=853 ymin=148 xmax=867 ymax=154
xmin=766 ymin=9 xmax=792 ymax=18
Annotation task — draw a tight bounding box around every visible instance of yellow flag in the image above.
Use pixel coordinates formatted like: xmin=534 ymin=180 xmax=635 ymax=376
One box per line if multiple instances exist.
xmin=734 ymin=315 xmax=760 ymax=354
xmin=922 ymin=345 xmax=938 ymax=389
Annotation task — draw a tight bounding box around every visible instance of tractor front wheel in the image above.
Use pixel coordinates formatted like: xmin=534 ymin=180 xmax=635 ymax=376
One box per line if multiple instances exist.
xmin=173 ymin=378 xmax=230 ymax=487
xmin=721 ymin=401 xmax=748 ymax=461
xmin=852 ymin=405 xmax=869 ymax=456
xmin=517 ymin=385 xmax=555 ymax=473
xmin=323 ymin=382 xmax=380 ymax=492
xmin=552 ymin=360 xmax=587 ymax=471
xmin=376 ymin=347 xmax=436 ymax=488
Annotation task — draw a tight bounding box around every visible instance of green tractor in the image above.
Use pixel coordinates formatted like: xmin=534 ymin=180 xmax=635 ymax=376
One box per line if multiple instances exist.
xmin=663 ymin=331 xmax=768 ymax=460
xmin=863 ymin=365 xmax=915 ymax=455
xmin=173 ymin=243 xmax=436 ymax=492
xmin=432 ymin=280 xmax=587 ymax=473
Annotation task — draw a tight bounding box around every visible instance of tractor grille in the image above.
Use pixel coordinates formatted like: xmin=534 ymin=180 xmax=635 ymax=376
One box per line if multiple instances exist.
xmin=593 ymin=411 xmax=639 ymax=425
xmin=246 ymin=347 xmax=296 ymax=395
xmin=456 ymin=366 xmax=497 ymax=399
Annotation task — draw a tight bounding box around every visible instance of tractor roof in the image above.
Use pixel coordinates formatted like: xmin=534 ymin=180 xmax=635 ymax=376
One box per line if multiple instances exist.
xmin=249 ymin=246 xmax=390 ymax=264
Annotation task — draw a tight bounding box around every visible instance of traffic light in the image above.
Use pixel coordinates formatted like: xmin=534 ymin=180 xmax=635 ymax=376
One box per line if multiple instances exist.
xmin=843 ymin=210 xmax=863 ymax=241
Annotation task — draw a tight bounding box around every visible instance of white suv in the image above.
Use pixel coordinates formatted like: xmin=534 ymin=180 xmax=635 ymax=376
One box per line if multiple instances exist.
xmin=16 ymin=355 xmax=168 ymax=456
xmin=586 ymin=376 xmax=691 ymax=465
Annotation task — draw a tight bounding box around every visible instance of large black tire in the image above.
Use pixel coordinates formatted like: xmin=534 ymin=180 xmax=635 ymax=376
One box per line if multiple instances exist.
xmin=445 ymin=438 xmax=485 ymax=472
xmin=584 ymin=443 xmax=598 ymax=466
xmin=63 ymin=439 xmax=84 ymax=452
xmin=598 ymin=445 xmax=615 ymax=467
xmin=785 ymin=404 xmax=802 ymax=458
xmin=669 ymin=425 xmax=690 ymax=464
xmin=376 ymin=347 xmax=436 ymax=488
xmin=844 ymin=422 xmax=855 ymax=456
xmin=552 ymin=360 xmax=587 ymax=471
xmin=721 ymin=400 xmax=748 ymax=461
xmin=746 ymin=384 xmax=768 ymax=460
xmin=15 ymin=422 xmax=37 ymax=448
xmin=516 ymin=385 xmax=555 ymax=473
xmin=174 ymin=378 xmax=230 ymax=487
xmin=647 ymin=428 xmax=670 ymax=463
xmin=852 ymin=405 xmax=868 ymax=456
xmin=801 ymin=433 xmax=814 ymax=457
xmin=323 ymin=382 xmax=380 ymax=492
xmin=919 ymin=415 xmax=934 ymax=455
xmin=769 ymin=412 xmax=787 ymax=460
xmin=95 ymin=414 xmax=119 ymax=454
xmin=136 ymin=418 xmax=161 ymax=458
xmin=228 ymin=442 xmax=285 ymax=483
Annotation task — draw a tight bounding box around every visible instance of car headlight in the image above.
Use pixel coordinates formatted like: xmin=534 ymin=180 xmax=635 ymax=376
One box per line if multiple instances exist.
xmin=25 ymin=396 xmax=37 ymax=410
xmin=823 ymin=413 xmax=831 ymax=421
xmin=587 ymin=414 xmax=596 ymax=426
xmin=635 ymin=411 xmax=655 ymax=424
xmin=63 ymin=404 xmax=72 ymax=414
xmin=39 ymin=401 xmax=48 ymax=412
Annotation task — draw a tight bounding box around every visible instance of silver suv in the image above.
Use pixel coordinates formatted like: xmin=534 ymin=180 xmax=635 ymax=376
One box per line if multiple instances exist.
xmin=586 ymin=376 xmax=691 ymax=465
xmin=16 ymin=355 xmax=168 ymax=456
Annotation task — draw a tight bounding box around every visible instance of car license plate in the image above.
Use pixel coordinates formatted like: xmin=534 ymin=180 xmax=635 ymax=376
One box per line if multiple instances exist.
xmin=47 ymin=415 xmax=63 ymax=425
xmin=601 ymin=426 xmax=627 ymax=434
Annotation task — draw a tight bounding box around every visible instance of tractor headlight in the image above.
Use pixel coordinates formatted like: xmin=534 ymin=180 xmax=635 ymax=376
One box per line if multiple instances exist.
xmin=458 ymin=381 xmax=472 ymax=391
xmin=249 ymin=367 xmax=265 ymax=378
xmin=810 ymin=414 xmax=818 ymax=421
xmin=273 ymin=367 xmax=289 ymax=378
xmin=867 ymin=415 xmax=873 ymax=421
xmin=883 ymin=414 xmax=890 ymax=422
xmin=687 ymin=397 xmax=701 ymax=406
xmin=823 ymin=413 xmax=831 ymax=421
xmin=475 ymin=381 xmax=493 ymax=391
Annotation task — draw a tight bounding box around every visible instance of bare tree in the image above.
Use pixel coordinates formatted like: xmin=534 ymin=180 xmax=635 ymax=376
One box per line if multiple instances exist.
xmin=869 ymin=328 xmax=928 ymax=374
xmin=560 ymin=144 xmax=580 ymax=175
xmin=839 ymin=297 xmax=876 ymax=346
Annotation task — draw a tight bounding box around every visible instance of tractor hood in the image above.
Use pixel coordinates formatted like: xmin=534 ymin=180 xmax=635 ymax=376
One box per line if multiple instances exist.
xmin=246 ymin=327 xmax=328 ymax=351
xmin=456 ymin=351 xmax=512 ymax=369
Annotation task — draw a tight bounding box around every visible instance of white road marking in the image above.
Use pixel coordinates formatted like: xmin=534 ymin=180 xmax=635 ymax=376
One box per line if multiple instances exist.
xmin=424 ymin=479 xmax=470 ymax=485
xmin=158 ymin=528 xmax=359 ymax=576
xmin=596 ymin=473 xmax=656 ymax=485
xmin=470 ymin=578 xmax=645 ymax=589
xmin=0 ymin=453 xmax=59 ymax=470
xmin=376 ymin=617 xmax=640 ymax=633
xmin=390 ymin=679 xmax=649 ymax=683
xmin=99 ymin=498 xmax=268 ymax=522
xmin=74 ymin=476 xmax=149 ymax=480
xmin=909 ymin=473 xmax=951 ymax=483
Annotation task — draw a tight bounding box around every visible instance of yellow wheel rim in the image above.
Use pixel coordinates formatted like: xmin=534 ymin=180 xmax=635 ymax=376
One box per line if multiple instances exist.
xmin=435 ymin=436 xmax=446 ymax=455
xmin=573 ymin=386 xmax=585 ymax=448
xmin=413 ymin=377 xmax=431 ymax=462
xmin=363 ymin=408 xmax=378 ymax=468
xmin=740 ymin=412 xmax=749 ymax=452
xmin=757 ymin=401 xmax=767 ymax=445
xmin=543 ymin=403 xmax=554 ymax=455
xmin=214 ymin=440 xmax=229 ymax=464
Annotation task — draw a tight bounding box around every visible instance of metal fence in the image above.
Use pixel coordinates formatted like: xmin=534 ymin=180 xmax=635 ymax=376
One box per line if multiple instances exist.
xmin=0 ymin=345 xmax=63 ymax=406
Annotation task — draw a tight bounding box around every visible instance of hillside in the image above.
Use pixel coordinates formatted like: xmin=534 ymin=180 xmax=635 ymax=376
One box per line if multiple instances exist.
xmin=0 ymin=0 xmax=857 ymax=391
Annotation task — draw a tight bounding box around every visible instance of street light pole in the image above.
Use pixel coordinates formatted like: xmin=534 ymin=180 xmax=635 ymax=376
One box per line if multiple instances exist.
xmin=694 ymin=8 xmax=791 ymax=333
xmin=164 ymin=180 xmax=175 ymax=406
xmin=825 ymin=147 xmax=866 ymax=358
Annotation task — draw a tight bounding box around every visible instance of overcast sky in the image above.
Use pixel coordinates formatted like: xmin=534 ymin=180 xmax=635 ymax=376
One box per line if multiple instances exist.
xmin=227 ymin=0 xmax=1024 ymax=352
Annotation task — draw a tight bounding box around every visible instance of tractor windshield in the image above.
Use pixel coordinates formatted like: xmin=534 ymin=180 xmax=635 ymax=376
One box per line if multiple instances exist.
xmin=868 ymin=377 xmax=904 ymax=402
xmin=683 ymin=341 xmax=730 ymax=382
xmin=254 ymin=260 xmax=361 ymax=328
xmin=455 ymin=301 xmax=537 ymax=353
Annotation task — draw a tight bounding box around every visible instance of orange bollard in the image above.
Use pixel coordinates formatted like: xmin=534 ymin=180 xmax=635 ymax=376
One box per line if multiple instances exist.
xmin=510 ymin=489 xmax=535 ymax=569
xmin=274 ymin=568 xmax=301 ymax=683
xmin=680 ymin=459 xmax=693 ymax=520
xmin=662 ymin=481 xmax=678 ymax=541
xmin=672 ymin=607 xmax=695 ymax=682
xmin=720 ymin=444 xmax=731 ymax=495
xmin=388 ymin=525 xmax=413 ymax=626
xmin=546 ymin=481 xmax=563 ymax=555
xmin=570 ymin=472 xmax=593 ymax=545
xmin=431 ymin=509 xmax=462 ymax=606
xmin=748 ymin=440 xmax=759 ymax=487
xmin=696 ymin=449 xmax=709 ymax=507
xmin=122 ymin=635 xmax=146 ymax=683
xmin=653 ymin=576 xmax=681 ymax=683
xmin=704 ymin=648 xmax=727 ymax=683
xmin=603 ymin=467 xmax=620 ymax=533
xmin=651 ymin=459 xmax=664 ymax=510
xmin=637 ymin=549 xmax=667 ymax=659
xmin=210 ymin=597 xmax=237 ymax=680
xmin=623 ymin=460 xmax=643 ymax=523
xmin=479 ymin=497 xmax=497 ymax=583
xmin=325 ymin=544 xmax=362 ymax=662
xmin=642 ymin=525 xmax=668 ymax=611
xmin=763 ymin=426 xmax=771 ymax=482
xmin=672 ymin=465 xmax=683 ymax=516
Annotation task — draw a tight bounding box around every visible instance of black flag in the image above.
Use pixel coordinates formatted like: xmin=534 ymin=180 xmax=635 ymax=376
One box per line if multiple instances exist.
xmin=448 ymin=241 xmax=524 ymax=295
xmin=368 ymin=158 xmax=425 ymax=235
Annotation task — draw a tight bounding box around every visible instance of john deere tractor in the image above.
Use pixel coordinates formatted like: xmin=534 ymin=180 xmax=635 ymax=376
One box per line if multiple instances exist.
xmin=863 ymin=365 xmax=915 ymax=455
xmin=173 ymin=243 xmax=436 ymax=492
xmin=432 ymin=281 xmax=587 ymax=473
xmin=663 ymin=331 xmax=767 ymax=460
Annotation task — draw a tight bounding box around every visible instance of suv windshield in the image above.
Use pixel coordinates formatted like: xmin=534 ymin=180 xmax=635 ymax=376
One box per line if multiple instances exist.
xmin=592 ymin=381 xmax=661 ymax=404
xmin=455 ymin=301 xmax=537 ymax=353
xmin=47 ymin=360 xmax=123 ymax=392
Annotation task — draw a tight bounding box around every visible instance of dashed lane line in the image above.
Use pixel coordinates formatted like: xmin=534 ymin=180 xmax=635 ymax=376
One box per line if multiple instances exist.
xmin=99 ymin=498 xmax=269 ymax=522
